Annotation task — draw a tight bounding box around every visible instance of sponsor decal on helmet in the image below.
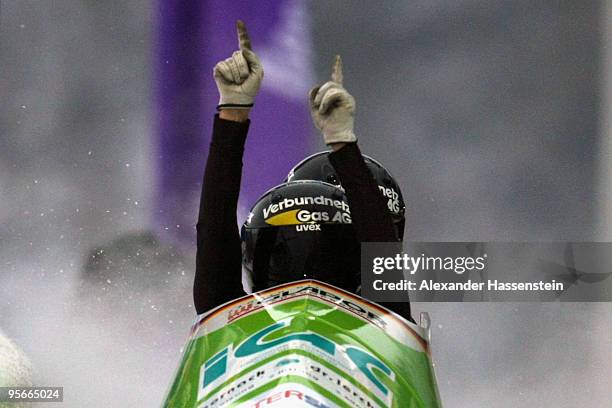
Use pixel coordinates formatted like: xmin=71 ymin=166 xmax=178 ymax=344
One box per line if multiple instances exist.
xmin=263 ymin=196 xmax=350 ymax=219
xmin=265 ymin=209 xmax=302 ymax=226
xmin=265 ymin=209 xmax=352 ymax=227
xmin=262 ymin=196 xmax=352 ymax=227
xmin=295 ymin=224 xmax=321 ymax=231
xmin=378 ymin=185 xmax=401 ymax=214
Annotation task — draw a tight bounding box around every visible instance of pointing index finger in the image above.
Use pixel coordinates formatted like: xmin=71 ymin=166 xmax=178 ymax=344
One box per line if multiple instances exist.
xmin=236 ymin=20 xmax=252 ymax=51
xmin=331 ymin=55 xmax=343 ymax=85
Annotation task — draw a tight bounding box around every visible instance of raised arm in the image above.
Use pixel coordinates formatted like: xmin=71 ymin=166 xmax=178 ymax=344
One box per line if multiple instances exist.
xmin=193 ymin=21 xmax=263 ymax=314
xmin=309 ymin=56 xmax=395 ymax=241
xmin=309 ymin=56 xmax=413 ymax=321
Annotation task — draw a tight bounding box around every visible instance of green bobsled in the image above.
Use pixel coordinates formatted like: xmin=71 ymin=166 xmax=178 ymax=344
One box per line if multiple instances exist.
xmin=162 ymin=280 xmax=442 ymax=407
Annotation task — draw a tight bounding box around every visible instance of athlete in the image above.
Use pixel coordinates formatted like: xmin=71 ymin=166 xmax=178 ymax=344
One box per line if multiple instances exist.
xmin=193 ymin=21 xmax=412 ymax=321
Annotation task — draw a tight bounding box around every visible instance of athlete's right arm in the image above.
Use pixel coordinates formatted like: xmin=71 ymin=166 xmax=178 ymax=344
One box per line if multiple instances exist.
xmin=193 ymin=21 xmax=263 ymax=314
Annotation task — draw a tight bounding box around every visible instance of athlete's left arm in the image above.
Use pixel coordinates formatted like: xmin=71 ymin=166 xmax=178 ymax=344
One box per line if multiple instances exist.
xmin=328 ymin=143 xmax=396 ymax=242
xmin=309 ymin=56 xmax=395 ymax=241
xmin=310 ymin=56 xmax=413 ymax=322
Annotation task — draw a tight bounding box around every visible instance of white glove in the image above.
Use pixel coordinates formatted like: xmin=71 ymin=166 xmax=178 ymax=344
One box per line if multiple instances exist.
xmin=214 ymin=20 xmax=263 ymax=110
xmin=309 ymin=55 xmax=357 ymax=145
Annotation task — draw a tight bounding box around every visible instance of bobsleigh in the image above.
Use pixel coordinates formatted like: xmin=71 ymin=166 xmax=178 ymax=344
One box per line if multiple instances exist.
xmin=162 ymin=280 xmax=442 ymax=407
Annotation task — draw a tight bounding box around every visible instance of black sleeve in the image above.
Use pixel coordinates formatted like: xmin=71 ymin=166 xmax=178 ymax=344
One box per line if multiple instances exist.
xmin=193 ymin=115 xmax=249 ymax=314
xmin=329 ymin=143 xmax=414 ymax=323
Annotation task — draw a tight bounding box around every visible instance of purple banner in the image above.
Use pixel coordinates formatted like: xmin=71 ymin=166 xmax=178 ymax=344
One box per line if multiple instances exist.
xmin=155 ymin=0 xmax=313 ymax=245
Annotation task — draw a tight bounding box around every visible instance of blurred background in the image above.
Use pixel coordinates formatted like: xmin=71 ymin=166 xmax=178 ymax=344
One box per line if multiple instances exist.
xmin=1 ymin=0 xmax=611 ymax=406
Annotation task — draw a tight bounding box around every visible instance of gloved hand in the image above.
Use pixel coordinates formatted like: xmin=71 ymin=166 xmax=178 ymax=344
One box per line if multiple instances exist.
xmin=309 ymin=55 xmax=357 ymax=145
xmin=214 ymin=20 xmax=264 ymax=110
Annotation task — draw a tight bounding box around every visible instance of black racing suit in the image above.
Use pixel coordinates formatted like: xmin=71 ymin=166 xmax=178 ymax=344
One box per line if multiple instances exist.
xmin=193 ymin=115 xmax=412 ymax=321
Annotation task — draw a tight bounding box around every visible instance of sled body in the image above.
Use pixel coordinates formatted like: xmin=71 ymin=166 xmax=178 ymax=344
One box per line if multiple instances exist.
xmin=163 ymin=280 xmax=441 ymax=408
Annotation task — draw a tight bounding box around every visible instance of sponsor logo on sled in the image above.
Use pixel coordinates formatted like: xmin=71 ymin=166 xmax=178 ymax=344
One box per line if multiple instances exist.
xmin=199 ymin=320 xmax=395 ymax=406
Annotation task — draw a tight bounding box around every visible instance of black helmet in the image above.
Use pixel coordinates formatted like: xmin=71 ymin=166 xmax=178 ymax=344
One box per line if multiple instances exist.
xmin=241 ymin=180 xmax=359 ymax=293
xmin=286 ymin=151 xmax=406 ymax=240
